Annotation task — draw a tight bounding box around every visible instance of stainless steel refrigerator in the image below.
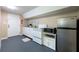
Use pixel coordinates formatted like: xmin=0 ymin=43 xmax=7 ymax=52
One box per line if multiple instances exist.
xmin=56 ymin=17 xmax=77 ymax=52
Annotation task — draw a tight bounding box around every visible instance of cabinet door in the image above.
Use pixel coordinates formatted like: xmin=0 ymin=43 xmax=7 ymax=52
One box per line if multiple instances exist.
xmin=26 ymin=28 xmax=29 ymax=34
xmin=32 ymin=31 xmax=42 ymax=38
xmin=33 ymin=37 xmax=42 ymax=44
xmin=48 ymin=39 xmax=55 ymax=50
xmin=43 ymin=37 xmax=49 ymax=47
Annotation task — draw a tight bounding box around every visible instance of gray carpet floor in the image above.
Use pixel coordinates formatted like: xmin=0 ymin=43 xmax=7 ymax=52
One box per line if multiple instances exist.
xmin=0 ymin=35 xmax=54 ymax=52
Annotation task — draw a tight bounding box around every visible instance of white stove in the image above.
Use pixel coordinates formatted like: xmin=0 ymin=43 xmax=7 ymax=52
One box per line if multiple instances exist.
xmin=43 ymin=32 xmax=56 ymax=50
xmin=42 ymin=28 xmax=56 ymax=50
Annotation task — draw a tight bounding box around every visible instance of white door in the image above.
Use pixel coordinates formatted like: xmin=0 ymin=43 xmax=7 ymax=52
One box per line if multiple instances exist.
xmin=8 ymin=14 xmax=20 ymax=37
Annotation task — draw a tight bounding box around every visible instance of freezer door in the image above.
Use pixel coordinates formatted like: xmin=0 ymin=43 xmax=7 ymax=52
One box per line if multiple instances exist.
xmin=57 ymin=29 xmax=76 ymax=52
xmin=57 ymin=18 xmax=76 ymax=28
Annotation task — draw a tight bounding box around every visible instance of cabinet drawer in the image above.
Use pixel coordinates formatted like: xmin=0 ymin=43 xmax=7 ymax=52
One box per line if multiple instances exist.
xmin=33 ymin=31 xmax=42 ymax=38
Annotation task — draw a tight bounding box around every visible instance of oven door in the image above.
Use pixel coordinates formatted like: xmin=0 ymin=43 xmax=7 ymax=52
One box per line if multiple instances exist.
xmin=43 ymin=35 xmax=56 ymax=50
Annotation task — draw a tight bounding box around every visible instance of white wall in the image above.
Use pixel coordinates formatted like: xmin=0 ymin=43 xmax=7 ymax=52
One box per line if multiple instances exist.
xmin=0 ymin=40 xmax=1 ymax=50
xmin=25 ymin=10 xmax=79 ymax=28
xmin=8 ymin=13 xmax=20 ymax=37
xmin=23 ymin=6 xmax=69 ymax=18
xmin=0 ymin=10 xmax=8 ymax=39
xmin=0 ymin=8 xmax=1 ymax=38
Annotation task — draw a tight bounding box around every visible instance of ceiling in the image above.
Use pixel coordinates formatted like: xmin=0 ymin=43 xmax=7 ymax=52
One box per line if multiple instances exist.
xmin=26 ymin=6 xmax=79 ymax=20
xmin=1 ymin=6 xmax=37 ymax=15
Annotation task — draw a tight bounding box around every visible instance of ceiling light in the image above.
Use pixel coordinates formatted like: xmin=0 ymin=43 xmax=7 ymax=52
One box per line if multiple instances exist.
xmin=6 ymin=6 xmax=17 ymax=10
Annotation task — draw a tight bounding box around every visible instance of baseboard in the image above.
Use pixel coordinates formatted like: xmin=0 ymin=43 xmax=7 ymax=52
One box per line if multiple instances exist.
xmin=8 ymin=34 xmax=22 ymax=38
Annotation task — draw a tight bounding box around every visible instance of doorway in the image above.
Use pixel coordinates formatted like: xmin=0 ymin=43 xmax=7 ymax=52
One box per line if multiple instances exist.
xmin=8 ymin=14 xmax=20 ymax=37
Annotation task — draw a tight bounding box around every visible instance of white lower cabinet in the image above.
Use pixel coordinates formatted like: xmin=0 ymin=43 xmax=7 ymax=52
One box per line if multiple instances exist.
xmin=43 ymin=37 xmax=55 ymax=50
xmin=43 ymin=37 xmax=49 ymax=47
xmin=48 ymin=39 xmax=55 ymax=50
xmin=23 ymin=27 xmax=43 ymax=45
xmin=33 ymin=37 xmax=42 ymax=45
xmin=23 ymin=27 xmax=33 ymax=38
